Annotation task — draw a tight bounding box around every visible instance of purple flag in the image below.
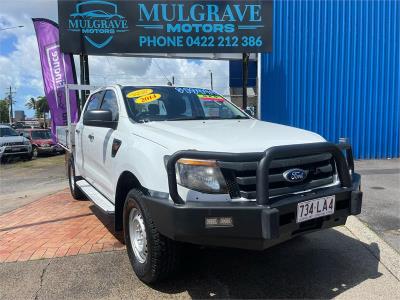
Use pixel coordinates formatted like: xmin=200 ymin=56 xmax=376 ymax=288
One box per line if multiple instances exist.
xmin=33 ymin=18 xmax=78 ymax=140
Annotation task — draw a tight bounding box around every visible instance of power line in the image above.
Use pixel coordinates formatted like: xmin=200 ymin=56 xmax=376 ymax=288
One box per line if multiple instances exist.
xmin=0 ymin=25 xmax=24 ymax=32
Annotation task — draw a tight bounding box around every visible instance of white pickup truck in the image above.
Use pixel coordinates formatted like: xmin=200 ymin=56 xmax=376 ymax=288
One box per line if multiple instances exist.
xmin=67 ymin=85 xmax=362 ymax=283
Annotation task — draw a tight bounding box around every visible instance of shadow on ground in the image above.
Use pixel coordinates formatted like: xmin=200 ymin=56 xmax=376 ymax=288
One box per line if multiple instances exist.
xmin=151 ymin=230 xmax=382 ymax=299
xmin=0 ymin=227 xmax=384 ymax=299
xmin=90 ymin=204 xmax=382 ymax=299
xmin=89 ymin=205 xmax=125 ymax=244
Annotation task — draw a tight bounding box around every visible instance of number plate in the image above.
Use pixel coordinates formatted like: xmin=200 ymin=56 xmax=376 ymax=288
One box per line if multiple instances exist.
xmin=12 ymin=147 xmax=22 ymax=152
xmin=296 ymin=195 xmax=335 ymax=223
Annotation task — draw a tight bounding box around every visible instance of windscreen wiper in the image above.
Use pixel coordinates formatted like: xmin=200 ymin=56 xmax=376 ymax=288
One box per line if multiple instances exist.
xmin=166 ymin=116 xmax=206 ymax=121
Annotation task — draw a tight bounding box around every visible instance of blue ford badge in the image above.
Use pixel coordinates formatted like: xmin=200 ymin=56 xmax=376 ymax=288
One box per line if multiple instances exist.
xmin=283 ymin=168 xmax=308 ymax=183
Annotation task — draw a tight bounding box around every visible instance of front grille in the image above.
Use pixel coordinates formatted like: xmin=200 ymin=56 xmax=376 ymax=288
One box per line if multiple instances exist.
xmin=219 ymin=153 xmax=336 ymax=199
xmin=2 ymin=142 xmax=24 ymax=146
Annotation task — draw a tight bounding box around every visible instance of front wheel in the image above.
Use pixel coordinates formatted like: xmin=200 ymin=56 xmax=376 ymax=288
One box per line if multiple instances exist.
xmin=123 ymin=189 xmax=181 ymax=283
xmin=68 ymin=157 xmax=85 ymax=200
xmin=32 ymin=146 xmax=38 ymax=158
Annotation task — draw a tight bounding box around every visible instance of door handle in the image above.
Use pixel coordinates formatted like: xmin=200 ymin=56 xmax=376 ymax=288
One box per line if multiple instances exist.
xmin=76 ymin=129 xmax=80 ymax=134
xmin=88 ymin=134 xmax=94 ymax=141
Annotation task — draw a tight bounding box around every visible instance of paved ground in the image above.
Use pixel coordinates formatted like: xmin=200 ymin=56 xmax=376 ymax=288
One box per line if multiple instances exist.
xmin=356 ymin=159 xmax=400 ymax=252
xmin=0 ymin=158 xmax=399 ymax=299
xmin=0 ymin=224 xmax=399 ymax=299
xmin=0 ymin=155 xmax=68 ymax=215
xmin=0 ymin=190 xmax=124 ymax=263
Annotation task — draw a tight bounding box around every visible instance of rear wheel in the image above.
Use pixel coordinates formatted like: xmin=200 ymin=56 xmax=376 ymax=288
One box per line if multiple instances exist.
xmin=123 ymin=189 xmax=181 ymax=283
xmin=68 ymin=157 xmax=85 ymax=200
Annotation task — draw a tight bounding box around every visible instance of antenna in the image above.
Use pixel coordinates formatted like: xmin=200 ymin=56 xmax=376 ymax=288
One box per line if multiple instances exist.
xmin=153 ymin=59 xmax=173 ymax=86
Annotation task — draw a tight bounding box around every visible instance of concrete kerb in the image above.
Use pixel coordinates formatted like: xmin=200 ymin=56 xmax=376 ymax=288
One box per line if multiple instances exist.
xmin=345 ymin=216 xmax=400 ymax=281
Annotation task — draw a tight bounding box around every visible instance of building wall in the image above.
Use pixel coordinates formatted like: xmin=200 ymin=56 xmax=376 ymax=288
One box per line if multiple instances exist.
xmin=260 ymin=0 xmax=399 ymax=159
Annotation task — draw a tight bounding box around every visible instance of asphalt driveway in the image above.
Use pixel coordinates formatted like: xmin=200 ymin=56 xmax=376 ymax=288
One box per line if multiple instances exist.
xmin=356 ymin=159 xmax=400 ymax=252
xmin=0 ymin=155 xmax=68 ymax=215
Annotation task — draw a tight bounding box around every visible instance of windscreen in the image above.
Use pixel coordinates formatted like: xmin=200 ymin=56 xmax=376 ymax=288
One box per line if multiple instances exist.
xmin=122 ymin=86 xmax=249 ymax=122
xmin=31 ymin=130 xmax=51 ymax=140
xmin=0 ymin=127 xmax=18 ymax=137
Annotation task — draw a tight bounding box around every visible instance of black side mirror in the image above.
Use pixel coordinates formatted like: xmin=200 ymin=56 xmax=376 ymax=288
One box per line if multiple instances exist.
xmin=83 ymin=110 xmax=117 ymax=129
xmin=19 ymin=132 xmax=24 ymax=136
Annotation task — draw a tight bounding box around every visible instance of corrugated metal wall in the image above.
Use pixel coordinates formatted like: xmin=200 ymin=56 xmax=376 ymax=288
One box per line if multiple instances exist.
xmin=260 ymin=0 xmax=399 ymax=159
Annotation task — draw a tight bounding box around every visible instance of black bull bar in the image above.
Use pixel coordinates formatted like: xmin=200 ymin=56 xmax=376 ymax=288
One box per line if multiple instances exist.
xmin=166 ymin=142 xmax=355 ymax=205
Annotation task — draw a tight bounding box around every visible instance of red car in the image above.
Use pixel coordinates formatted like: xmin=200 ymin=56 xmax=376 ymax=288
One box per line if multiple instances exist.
xmin=20 ymin=129 xmax=64 ymax=157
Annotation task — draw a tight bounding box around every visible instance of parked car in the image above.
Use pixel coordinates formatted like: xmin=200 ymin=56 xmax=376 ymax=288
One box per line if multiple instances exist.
xmin=65 ymin=85 xmax=362 ymax=283
xmin=19 ymin=129 xmax=64 ymax=157
xmin=0 ymin=124 xmax=32 ymax=161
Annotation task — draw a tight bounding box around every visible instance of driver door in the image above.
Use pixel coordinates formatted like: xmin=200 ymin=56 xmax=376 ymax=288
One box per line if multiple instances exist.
xmin=76 ymin=91 xmax=104 ymax=185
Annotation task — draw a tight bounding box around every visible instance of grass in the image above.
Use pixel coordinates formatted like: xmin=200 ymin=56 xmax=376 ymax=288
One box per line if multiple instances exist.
xmin=0 ymin=154 xmax=66 ymax=170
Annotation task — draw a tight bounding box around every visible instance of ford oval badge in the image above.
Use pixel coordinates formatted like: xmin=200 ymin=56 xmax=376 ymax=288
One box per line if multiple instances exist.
xmin=283 ymin=168 xmax=308 ymax=183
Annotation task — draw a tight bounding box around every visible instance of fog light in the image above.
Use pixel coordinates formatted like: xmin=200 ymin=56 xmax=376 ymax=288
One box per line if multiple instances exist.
xmin=205 ymin=217 xmax=233 ymax=228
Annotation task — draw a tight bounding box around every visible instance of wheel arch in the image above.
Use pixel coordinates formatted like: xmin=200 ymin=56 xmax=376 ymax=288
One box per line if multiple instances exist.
xmin=115 ymin=171 xmax=147 ymax=231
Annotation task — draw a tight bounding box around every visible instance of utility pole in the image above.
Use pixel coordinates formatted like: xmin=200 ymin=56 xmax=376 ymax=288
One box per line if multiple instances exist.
xmin=209 ymin=70 xmax=214 ymax=90
xmin=79 ymin=54 xmax=90 ymax=109
xmin=5 ymin=86 xmax=16 ymax=125
xmin=242 ymin=53 xmax=250 ymax=109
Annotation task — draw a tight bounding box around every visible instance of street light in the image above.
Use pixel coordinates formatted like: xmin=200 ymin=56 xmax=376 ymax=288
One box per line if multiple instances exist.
xmin=0 ymin=25 xmax=24 ymax=32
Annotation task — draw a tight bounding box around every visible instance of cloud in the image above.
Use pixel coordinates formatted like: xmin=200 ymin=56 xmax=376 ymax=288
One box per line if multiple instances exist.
xmin=0 ymin=0 xmax=230 ymax=118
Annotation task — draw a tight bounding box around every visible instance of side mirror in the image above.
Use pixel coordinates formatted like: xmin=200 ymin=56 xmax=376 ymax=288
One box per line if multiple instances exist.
xmin=83 ymin=110 xmax=117 ymax=129
xmin=19 ymin=132 xmax=24 ymax=136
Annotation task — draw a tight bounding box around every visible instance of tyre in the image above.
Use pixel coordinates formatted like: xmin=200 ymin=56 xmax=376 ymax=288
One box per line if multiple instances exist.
xmin=68 ymin=157 xmax=86 ymax=200
xmin=123 ymin=189 xmax=181 ymax=283
xmin=32 ymin=146 xmax=38 ymax=158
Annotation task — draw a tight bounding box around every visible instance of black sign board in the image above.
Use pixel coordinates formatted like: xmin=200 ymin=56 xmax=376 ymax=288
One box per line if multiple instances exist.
xmin=58 ymin=0 xmax=273 ymax=54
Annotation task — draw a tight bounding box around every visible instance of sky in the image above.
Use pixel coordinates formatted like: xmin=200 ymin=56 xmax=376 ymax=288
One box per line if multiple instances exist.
xmin=0 ymin=0 xmax=229 ymax=118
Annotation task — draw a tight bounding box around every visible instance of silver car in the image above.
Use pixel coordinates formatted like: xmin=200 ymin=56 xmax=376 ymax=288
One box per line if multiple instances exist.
xmin=0 ymin=125 xmax=33 ymax=161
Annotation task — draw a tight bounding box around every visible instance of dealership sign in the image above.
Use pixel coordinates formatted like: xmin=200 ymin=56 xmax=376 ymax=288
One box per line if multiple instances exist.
xmin=58 ymin=0 xmax=273 ymax=54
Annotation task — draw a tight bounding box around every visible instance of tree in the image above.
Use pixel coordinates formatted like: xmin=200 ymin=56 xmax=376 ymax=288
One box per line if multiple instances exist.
xmin=0 ymin=99 xmax=10 ymax=123
xmin=25 ymin=97 xmax=37 ymax=110
xmin=26 ymin=96 xmax=49 ymax=128
xmin=36 ymin=96 xmax=49 ymax=128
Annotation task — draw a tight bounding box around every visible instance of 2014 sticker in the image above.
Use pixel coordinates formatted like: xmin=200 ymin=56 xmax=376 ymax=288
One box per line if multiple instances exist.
xmin=198 ymin=94 xmax=224 ymax=101
xmin=135 ymin=93 xmax=161 ymax=104
xmin=127 ymin=89 xmax=153 ymax=98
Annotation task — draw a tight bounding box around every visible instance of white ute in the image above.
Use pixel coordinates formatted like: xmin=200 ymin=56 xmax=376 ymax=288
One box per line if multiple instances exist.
xmin=66 ymin=85 xmax=362 ymax=283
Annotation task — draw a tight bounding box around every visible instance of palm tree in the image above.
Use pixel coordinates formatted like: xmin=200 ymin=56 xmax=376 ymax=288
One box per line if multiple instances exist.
xmin=25 ymin=97 xmax=37 ymax=110
xmin=36 ymin=96 xmax=49 ymax=128
xmin=26 ymin=96 xmax=49 ymax=128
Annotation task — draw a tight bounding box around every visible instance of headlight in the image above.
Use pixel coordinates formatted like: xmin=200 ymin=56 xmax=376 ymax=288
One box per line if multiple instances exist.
xmin=23 ymin=140 xmax=30 ymax=145
xmin=175 ymin=159 xmax=228 ymax=194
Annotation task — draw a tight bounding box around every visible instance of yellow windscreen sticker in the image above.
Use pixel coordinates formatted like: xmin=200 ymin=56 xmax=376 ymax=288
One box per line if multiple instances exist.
xmin=127 ymin=89 xmax=153 ymax=98
xmin=135 ymin=93 xmax=161 ymax=104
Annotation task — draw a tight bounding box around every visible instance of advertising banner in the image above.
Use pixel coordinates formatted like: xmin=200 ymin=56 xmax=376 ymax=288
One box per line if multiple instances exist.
xmin=58 ymin=0 xmax=273 ymax=54
xmin=32 ymin=18 xmax=79 ymax=139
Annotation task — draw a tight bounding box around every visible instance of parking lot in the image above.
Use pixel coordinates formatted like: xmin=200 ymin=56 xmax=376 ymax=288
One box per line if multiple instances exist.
xmin=0 ymin=157 xmax=399 ymax=299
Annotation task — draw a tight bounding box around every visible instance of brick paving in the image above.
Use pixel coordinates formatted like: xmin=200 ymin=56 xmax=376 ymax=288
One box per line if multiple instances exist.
xmin=0 ymin=190 xmax=125 ymax=263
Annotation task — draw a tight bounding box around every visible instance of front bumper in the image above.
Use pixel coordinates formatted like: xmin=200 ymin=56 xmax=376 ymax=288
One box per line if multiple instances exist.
xmin=144 ymin=142 xmax=362 ymax=250
xmin=37 ymin=145 xmax=62 ymax=153
xmin=0 ymin=145 xmax=31 ymax=156
xmin=143 ymin=174 xmax=362 ymax=250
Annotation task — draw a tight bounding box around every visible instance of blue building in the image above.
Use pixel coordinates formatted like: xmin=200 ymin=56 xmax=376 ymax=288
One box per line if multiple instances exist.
xmin=259 ymin=0 xmax=399 ymax=159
